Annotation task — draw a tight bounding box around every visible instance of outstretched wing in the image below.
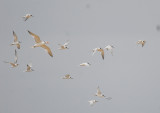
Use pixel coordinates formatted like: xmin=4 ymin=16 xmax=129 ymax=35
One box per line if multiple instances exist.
xmin=41 ymin=45 xmax=53 ymax=57
xmin=97 ymin=86 xmax=102 ymax=95
xmin=64 ymin=41 xmax=69 ymax=47
xmin=14 ymin=49 xmax=18 ymax=63
xmin=28 ymin=31 xmax=41 ymax=43
xmin=13 ymin=31 xmax=18 ymax=42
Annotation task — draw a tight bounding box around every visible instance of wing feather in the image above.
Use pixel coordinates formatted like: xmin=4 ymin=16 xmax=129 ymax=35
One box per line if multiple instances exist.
xmin=28 ymin=31 xmax=41 ymax=43
xmin=41 ymin=45 xmax=53 ymax=57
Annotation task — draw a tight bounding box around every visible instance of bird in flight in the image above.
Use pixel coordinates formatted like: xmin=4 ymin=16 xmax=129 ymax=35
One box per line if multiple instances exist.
xmin=11 ymin=31 xmax=21 ymax=49
xmin=4 ymin=49 xmax=19 ymax=68
xmin=95 ymin=86 xmax=112 ymax=100
xmin=28 ymin=30 xmax=53 ymax=57
xmin=137 ymin=40 xmax=146 ymax=47
xmin=62 ymin=74 xmax=73 ymax=79
xmin=22 ymin=14 xmax=33 ymax=21
xmin=93 ymin=48 xmax=104 ymax=60
xmin=24 ymin=63 xmax=34 ymax=72
xmin=80 ymin=62 xmax=91 ymax=67
xmin=104 ymin=45 xmax=115 ymax=56
xmin=58 ymin=40 xmax=69 ymax=50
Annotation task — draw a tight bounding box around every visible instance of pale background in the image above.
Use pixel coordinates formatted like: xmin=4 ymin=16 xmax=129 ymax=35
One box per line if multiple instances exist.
xmin=0 ymin=0 xmax=160 ymax=113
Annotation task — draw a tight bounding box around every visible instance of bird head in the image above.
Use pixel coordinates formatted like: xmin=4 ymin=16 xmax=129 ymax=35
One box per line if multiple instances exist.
xmin=44 ymin=41 xmax=49 ymax=44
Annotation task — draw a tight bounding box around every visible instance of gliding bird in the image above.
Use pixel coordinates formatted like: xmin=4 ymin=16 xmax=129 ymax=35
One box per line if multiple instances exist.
xmin=28 ymin=30 xmax=53 ymax=57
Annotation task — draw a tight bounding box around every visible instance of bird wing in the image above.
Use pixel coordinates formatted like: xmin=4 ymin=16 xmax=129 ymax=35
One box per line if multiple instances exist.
xmin=101 ymin=49 xmax=104 ymax=60
xmin=28 ymin=31 xmax=41 ymax=43
xmin=97 ymin=86 xmax=102 ymax=95
xmin=13 ymin=31 xmax=18 ymax=42
xmin=137 ymin=40 xmax=141 ymax=44
xmin=10 ymin=62 xmax=15 ymax=67
xmin=41 ymin=45 xmax=53 ymax=57
xmin=64 ymin=41 xmax=69 ymax=47
xmin=92 ymin=48 xmax=97 ymax=56
xmin=14 ymin=49 xmax=18 ymax=63
xmin=24 ymin=17 xmax=29 ymax=21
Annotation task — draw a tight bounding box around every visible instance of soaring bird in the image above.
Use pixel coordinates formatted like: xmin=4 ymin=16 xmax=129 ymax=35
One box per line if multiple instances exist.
xmin=11 ymin=31 xmax=21 ymax=49
xmin=28 ymin=30 xmax=53 ymax=57
xmin=137 ymin=40 xmax=146 ymax=47
xmin=58 ymin=40 xmax=69 ymax=50
xmin=104 ymin=45 xmax=115 ymax=56
xmin=92 ymin=48 xmax=104 ymax=60
xmin=88 ymin=100 xmax=98 ymax=106
xmin=95 ymin=86 xmax=112 ymax=100
xmin=4 ymin=49 xmax=19 ymax=68
xmin=24 ymin=63 xmax=34 ymax=72
xmin=80 ymin=62 xmax=91 ymax=67
xmin=62 ymin=74 xmax=73 ymax=79
xmin=22 ymin=14 xmax=33 ymax=21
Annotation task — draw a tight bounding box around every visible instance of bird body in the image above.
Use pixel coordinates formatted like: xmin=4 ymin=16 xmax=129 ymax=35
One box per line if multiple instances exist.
xmin=80 ymin=62 xmax=91 ymax=67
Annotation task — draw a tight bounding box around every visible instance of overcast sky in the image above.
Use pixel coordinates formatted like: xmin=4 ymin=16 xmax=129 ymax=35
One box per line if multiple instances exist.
xmin=1 ymin=0 xmax=160 ymax=113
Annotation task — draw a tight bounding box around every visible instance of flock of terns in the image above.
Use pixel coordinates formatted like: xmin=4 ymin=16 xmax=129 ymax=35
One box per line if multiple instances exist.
xmin=4 ymin=13 xmax=146 ymax=106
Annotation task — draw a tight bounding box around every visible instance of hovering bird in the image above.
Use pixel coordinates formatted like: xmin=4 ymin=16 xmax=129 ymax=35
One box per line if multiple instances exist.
xmin=92 ymin=48 xmax=104 ymax=60
xmin=62 ymin=74 xmax=73 ymax=79
xmin=28 ymin=30 xmax=53 ymax=57
xmin=104 ymin=45 xmax=115 ymax=56
xmin=4 ymin=49 xmax=19 ymax=68
xmin=80 ymin=62 xmax=91 ymax=67
xmin=95 ymin=86 xmax=112 ymax=100
xmin=58 ymin=40 xmax=69 ymax=50
xmin=88 ymin=100 xmax=98 ymax=106
xmin=22 ymin=14 xmax=33 ymax=21
xmin=24 ymin=63 xmax=34 ymax=72
xmin=11 ymin=31 xmax=21 ymax=49
xmin=137 ymin=40 xmax=146 ymax=47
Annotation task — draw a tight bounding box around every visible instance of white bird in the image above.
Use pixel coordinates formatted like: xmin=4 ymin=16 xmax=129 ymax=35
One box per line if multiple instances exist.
xmin=80 ymin=62 xmax=91 ymax=67
xmin=137 ymin=40 xmax=146 ymax=47
xmin=58 ymin=40 xmax=69 ymax=50
xmin=62 ymin=74 xmax=73 ymax=79
xmin=28 ymin=30 xmax=53 ymax=57
xmin=92 ymin=48 xmax=104 ymax=60
xmin=24 ymin=63 xmax=34 ymax=72
xmin=22 ymin=14 xmax=33 ymax=21
xmin=4 ymin=49 xmax=19 ymax=68
xmin=104 ymin=45 xmax=115 ymax=56
xmin=11 ymin=31 xmax=21 ymax=49
xmin=95 ymin=86 xmax=112 ymax=100
xmin=88 ymin=100 xmax=98 ymax=106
